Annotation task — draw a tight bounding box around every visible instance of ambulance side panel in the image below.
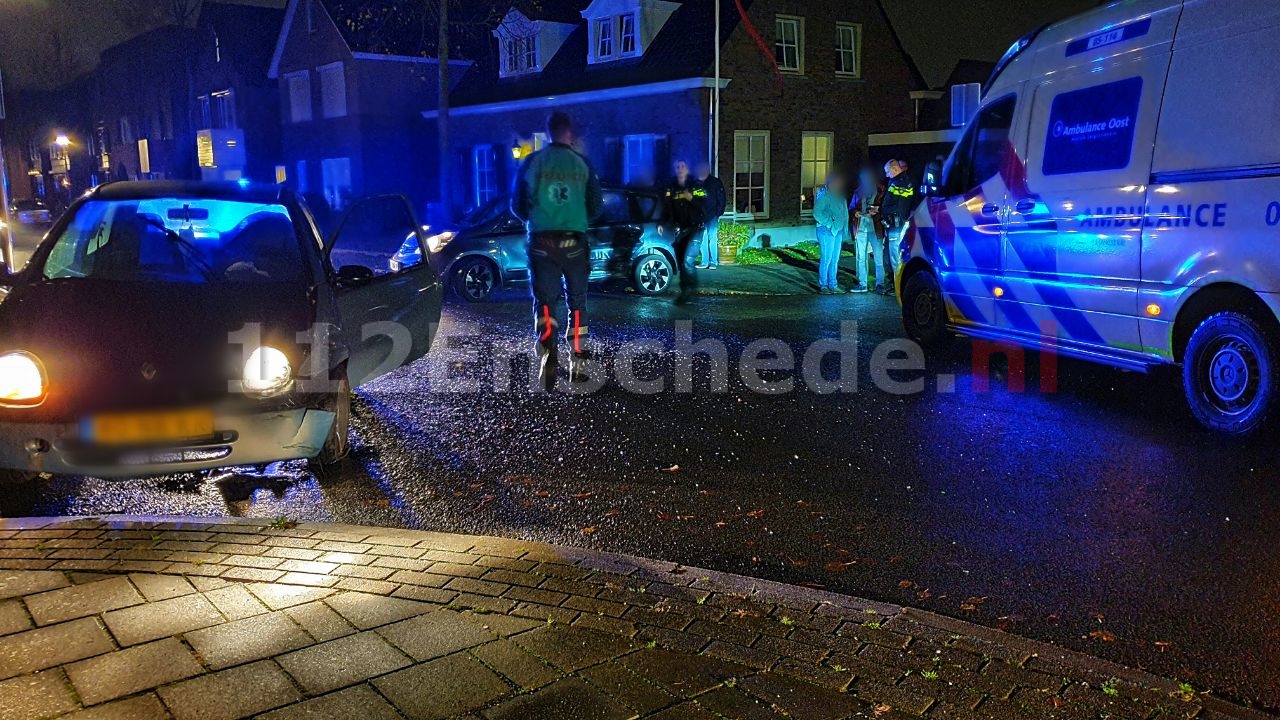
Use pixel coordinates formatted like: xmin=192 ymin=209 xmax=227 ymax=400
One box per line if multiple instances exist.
xmin=1144 ymin=0 xmax=1280 ymax=360
xmin=1002 ymin=2 xmax=1179 ymax=360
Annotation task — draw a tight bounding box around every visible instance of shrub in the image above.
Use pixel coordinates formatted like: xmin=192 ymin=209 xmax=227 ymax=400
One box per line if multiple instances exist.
xmin=734 ymin=248 xmax=779 ymax=265
xmin=718 ymin=221 xmax=753 ymax=249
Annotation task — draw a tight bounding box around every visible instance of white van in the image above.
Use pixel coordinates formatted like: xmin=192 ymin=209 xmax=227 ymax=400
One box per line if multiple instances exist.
xmin=897 ymin=0 xmax=1280 ymax=435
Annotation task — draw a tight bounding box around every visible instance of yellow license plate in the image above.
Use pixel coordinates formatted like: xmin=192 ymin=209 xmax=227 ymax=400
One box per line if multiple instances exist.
xmin=90 ymin=409 xmax=216 ymax=446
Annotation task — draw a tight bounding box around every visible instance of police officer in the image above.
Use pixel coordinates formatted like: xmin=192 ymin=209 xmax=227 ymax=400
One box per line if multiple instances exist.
xmin=661 ymin=160 xmax=707 ymax=305
xmin=879 ymin=159 xmax=917 ymax=295
xmin=512 ymin=112 xmax=604 ymax=391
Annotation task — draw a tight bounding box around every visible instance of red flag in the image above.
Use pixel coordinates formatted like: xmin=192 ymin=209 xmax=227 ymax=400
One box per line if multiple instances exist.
xmin=733 ymin=0 xmax=784 ymax=96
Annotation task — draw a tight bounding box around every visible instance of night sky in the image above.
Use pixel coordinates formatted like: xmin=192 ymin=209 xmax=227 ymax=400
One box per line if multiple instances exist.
xmin=0 ymin=0 xmax=1097 ymax=92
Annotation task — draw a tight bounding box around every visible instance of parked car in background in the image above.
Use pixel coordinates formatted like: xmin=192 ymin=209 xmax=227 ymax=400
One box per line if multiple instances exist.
xmin=403 ymin=188 xmax=680 ymax=302
xmin=9 ymin=199 xmax=52 ymax=226
xmin=0 ymin=181 xmax=442 ymax=482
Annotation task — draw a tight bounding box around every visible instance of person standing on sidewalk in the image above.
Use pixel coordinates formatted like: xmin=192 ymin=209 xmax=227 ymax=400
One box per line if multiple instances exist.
xmin=660 ymin=160 xmax=707 ymax=305
xmin=812 ymin=173 xmax=850 ymax=294
xmin=879 ymin=159 xmax=917 ymax=295
xmin=694 ymin=161 xmax=726 ymax=270
xmin=512 ymin=111 xmax=603 ymax=391
xmin=850 ymin=166 xmax=887 ymax=293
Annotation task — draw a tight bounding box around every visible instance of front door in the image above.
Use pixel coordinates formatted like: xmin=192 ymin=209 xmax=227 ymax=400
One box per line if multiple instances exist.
xmin=328 ymin=196 xmax=442 ymax=386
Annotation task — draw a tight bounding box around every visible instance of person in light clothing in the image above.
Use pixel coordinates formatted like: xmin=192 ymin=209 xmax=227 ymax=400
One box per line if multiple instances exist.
xmin=812 ymin=173 xmax=850 ymax=294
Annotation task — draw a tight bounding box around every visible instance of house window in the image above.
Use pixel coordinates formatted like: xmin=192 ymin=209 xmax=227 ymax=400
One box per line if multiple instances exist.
xmin=321 ymin=157 xmax=352 ymax=211
xmin=623 ymin=134 xmax=661 ymax=186
xmin=119 ymin=117 xmax=134 ymax=144
xmin=318 ymin=63 xmax=347 ymax=118
xmin=837 ymin=23 xmax=862 ymax=77
xmin=502 ymin=36 xmax=539 ymax=76
xmin=212 ymin=89 xmax=236 ymax=129
xmin=620 ymin=14 xmax=637 ymax=55
xmin=595 ymin=18 xmax=614 ymax=60
xmin=286 ymin=71 xmax=312 ymax=123
xmin=198 ymin=95 xmax=212 ymax=129
xmin=775 ymin=16 xmax=804 ymax=74
xmin=800 ymin=132 xmax=833 ymax=216
xmin=296 ymin=159 xmax=308 ymax=193
xmin=533 ymin=132 xmax=549 ymax=151
xmin=734 ymin=131 xmax=769 ymax=218
xmin=473 ymin=145 xmax=498 ymax=206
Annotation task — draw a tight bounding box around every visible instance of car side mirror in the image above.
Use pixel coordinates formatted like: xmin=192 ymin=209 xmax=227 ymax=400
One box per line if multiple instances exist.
xmin=336 ymin=264 xmax=374 ymax=287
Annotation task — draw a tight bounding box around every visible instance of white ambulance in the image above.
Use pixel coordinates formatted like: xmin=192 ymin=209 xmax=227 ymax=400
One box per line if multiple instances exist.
xmin=898 ymin=0 xmax=1280 ymax=435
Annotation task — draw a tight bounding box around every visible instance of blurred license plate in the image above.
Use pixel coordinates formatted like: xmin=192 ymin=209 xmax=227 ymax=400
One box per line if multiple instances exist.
xmin=89 ymin=409 xmax=215 ymax=446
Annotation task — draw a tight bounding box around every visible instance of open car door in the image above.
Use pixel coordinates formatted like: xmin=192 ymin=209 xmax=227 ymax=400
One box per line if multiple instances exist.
xmin=327 ymin=195 xmax=443 ymax=387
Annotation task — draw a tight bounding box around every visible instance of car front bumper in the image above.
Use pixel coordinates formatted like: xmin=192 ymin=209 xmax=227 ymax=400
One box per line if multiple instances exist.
xmin=0 ymin=408 xmax=334 ymax=478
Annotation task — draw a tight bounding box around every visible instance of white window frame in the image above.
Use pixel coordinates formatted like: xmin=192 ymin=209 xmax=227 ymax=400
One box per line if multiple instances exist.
xmin=620 ymin=13 xmax=638 ymax=56
xmin=595 ymin=18 xmax=614 ymax=61
xmin=836 ymin=22 xmax=862 ymax=78
xmin=285 ymin=70 xmax=312 ymax=123
xmin=318 ymin=62 xmax=347 ymax=119
xmin=734 ymin=130 xmax=770 ymax=219
xmin=622 ymin=134 xmax=662 ymax=186
xmin=212 ymin=89 xmax=236 ymax=129
xmin=799 ymin=131 xmax=833 ymax=217
xmin=501 ymin=35 xmax=540 ymax=77
xmin=775 ymin=16 xmax=804 ymax=75
xmin=473 ymin=145 xmax=499 ymax=206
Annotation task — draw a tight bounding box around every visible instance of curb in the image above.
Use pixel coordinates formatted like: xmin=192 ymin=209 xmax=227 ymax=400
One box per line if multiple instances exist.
xmin=2 ymin=514 xmax=1271 ymax=719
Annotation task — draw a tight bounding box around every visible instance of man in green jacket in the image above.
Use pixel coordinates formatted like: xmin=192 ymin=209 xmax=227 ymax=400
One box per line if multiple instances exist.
xmin=512 ymin=112 xmax=604 ymax=391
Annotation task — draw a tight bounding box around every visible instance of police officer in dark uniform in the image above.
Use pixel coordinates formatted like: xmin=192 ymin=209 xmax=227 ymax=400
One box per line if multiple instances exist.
xmin=879 ymin=159 xmax=917 ymax=295
xmin=661 ymin=160 xmax=707 ymax=305
xmin=512 ymin=112 xmax=604 ymax=390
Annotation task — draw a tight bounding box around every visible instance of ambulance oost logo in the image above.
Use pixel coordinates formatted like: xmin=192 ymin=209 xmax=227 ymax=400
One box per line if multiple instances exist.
xmin=548 ymin=182 xmax=571 ymax=206
xmin=1053 ymin=121 xmax=1066 ymax=138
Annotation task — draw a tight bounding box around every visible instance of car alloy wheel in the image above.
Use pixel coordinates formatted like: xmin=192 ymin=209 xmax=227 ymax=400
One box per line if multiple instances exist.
xmin=635 ymin=255 xmax=673 ymax=295
xmin=453 ymin=258 xmax=497 ymax=302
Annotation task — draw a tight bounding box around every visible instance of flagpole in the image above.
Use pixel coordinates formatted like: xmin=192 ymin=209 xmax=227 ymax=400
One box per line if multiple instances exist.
xmin=713 ymin=0 xmax=721 ymax=174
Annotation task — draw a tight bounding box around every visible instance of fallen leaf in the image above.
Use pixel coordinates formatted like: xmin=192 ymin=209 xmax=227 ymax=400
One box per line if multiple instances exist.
xmin=1045 ymin=613 xmax=1060 ymax=623
xmin=960 ymin=603 xmax=978 ymax=612
xmin=824 ymin=561 xmax=855 ymax=573
xmin=581 ymin=527 xmax=597 ymax=535
xmin=746 ymin=509 xmax=766 ymax=519
xmin=573 ymin=492 xmax=595 ymax=500
xmin=604 ymin=510 xmax=621 ymax=518
xmin=897 ymin=580 xmax=913 ymax=589
xmin=1089 ymin=612 xmax=1105 ymax=623
xmin=964 ymin=596 xmax=989 ymax=606
xmin=916 ymin=589 xmax=932 ymax=600
xmin=1089 ymin=629 xmax=1117 ymax=642
xmin=535 ymin=491 xmax=551 ymax=498
xmin=789 ymin=558 xmax=810 ymax=568
xmin=1051 ymin=697 xmax=1064 ymax=709
xmin=714 ymin=521 xmax=728 ymax=528
xmin=669 ymin=566 xmax=687 ymax=575
xmin=873 ymin=703 xmax=892 ymax=716
xmin=1154 ymin=641 xmax=1172 ymax=652
xmin=661 ymin=465 xmax=681 ymax=472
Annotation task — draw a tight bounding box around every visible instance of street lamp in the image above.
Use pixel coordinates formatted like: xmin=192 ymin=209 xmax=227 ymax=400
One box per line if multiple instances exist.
xmin=54 ymin=134 xmax=71 ymax=148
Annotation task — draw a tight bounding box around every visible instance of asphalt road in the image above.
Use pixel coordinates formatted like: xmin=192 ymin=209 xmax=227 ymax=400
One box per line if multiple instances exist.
xmin=3 ymin=286 xmax=1279 ymax=711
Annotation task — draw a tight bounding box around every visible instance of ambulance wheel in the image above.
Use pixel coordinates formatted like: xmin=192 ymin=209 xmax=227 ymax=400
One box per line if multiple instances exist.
xmin=901 ymin=271 xmax=951 ymax=349
xmin=309 ymin=374 xmax=351 ymax=477
xmin=1182 ymin=311 xmax=1278 ymax=436
xmin=452 ymin=257 xmax=498 ymax=302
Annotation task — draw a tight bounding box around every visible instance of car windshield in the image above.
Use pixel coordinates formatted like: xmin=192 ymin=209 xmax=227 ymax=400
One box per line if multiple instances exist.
xmin=462 ymin=196 xmax=509 ymax=227
xmin=41 ymin=198 xmax=306 ymax=284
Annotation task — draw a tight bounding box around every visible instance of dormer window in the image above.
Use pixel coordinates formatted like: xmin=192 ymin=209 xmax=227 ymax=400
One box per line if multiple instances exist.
xmin=502 ymin=35 xmax=540 ymax=76
xmin=583 ymin=0 xmax=678 ymax=65
xmin=590 ymin=12 xmax=639 ymax=63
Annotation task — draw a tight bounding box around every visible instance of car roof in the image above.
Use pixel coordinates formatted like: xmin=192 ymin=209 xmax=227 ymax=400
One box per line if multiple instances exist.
xmin=85 ymin=181 xmax=292 ymax=205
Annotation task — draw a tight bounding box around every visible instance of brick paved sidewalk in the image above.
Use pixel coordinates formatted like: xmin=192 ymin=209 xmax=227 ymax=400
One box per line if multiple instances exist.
xmin=0 ymin=516 xmax=1265 ymax=720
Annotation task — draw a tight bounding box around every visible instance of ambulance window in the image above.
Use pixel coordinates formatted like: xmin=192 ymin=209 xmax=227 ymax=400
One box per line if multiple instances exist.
xmin=946 ymin=96 xmax=1017 ymax=193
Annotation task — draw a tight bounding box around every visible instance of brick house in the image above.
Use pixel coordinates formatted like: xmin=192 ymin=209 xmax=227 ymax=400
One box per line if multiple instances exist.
xmin=268 ymin=0 xmax=473 ymax=226
xmin=436 ymin=0 xmax=919 ymax=243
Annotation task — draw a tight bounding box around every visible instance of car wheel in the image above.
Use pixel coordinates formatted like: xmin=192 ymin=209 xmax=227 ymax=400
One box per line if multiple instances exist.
xmin=452 ymin=257 xmax=498 ymax=302
xmin=309 ymin=374 xmax=351 ymax=476
xmin=901 ymin=270 xmax=951 ymax=349
xmin=633 ymin=253 xmax=674 ymax=296
xmin=1182 ymin=311 xmax=1277 ymax=435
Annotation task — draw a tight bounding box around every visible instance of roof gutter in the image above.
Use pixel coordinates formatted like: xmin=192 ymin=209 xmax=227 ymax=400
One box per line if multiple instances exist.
xmin=422 ymin=77 xmax=732 ymax=120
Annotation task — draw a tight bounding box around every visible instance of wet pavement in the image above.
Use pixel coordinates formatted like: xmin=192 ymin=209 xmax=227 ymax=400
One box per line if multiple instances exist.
xmin=3 ymin=288 xmax=1280 ymax=712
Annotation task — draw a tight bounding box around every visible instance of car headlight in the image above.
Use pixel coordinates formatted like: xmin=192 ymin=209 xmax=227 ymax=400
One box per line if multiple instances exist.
xmin=426 ymin=231 xmax=456 ymax=254
xmin=0 ymin=352 xmax=47 ymax=407
xmin=242 ymin=346 xmax=293 ymax=397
